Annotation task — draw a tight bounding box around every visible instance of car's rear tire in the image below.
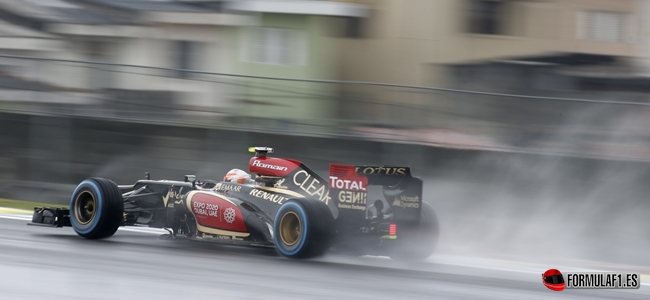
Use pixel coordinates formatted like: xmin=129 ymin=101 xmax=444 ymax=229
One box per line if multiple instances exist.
xmin=70 ymin=178 xmax=124 ymax=239
xmin=389 ymin=201 xmax=439 ymax=261
xmin=273 ymin=199 xmax=335 ymax=259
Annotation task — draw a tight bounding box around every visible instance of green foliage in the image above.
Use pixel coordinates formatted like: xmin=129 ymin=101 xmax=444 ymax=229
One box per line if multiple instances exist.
xmin=0 ymin=198 xmax=67 ymax=211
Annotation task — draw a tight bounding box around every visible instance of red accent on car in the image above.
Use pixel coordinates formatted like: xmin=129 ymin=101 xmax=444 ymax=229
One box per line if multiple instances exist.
xmin=329 ymin=164 xmax=368 ymax=191
xmin=389 ymin=223 xmax=397 ymax=235
xmin=189 ymin=192 xmax=248 ymax=232
xmin=542 ymin=269 xmax=565 ymax=291
xmin=249 ymin=157 xmax=301 ymax=177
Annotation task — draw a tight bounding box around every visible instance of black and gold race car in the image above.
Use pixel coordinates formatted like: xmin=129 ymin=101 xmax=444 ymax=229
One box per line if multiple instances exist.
xmin=29 ymin=147 xmax=438 ymax=260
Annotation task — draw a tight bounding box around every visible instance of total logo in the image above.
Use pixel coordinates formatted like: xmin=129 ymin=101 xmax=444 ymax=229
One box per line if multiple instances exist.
xmin=252 ymin=160 xmax=288 ymax=171
xmin=329 ymin=176 xmax=366 ymax=191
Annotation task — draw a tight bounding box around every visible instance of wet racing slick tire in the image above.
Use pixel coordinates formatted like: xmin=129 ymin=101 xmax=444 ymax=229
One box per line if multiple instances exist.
xmin=273 ymin=199 xmax=335 ymax=259
xmin=389 ymin=201 xmax=439 ymax=261
xmin=70 ymin=178 xmax=124 ymax=239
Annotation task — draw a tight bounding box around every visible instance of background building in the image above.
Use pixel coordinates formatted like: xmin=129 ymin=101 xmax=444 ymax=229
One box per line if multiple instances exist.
xmin=336 ymin=0 xmax=649 ymax=155
xmin=0 ymin=0 xmax=367 ymax=128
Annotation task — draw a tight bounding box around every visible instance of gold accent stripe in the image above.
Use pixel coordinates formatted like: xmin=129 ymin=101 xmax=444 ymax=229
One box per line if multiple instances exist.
xmin=196 ymin=224 xmax=250 ymax=237
xmin=186 ymin=191 xmax=195 ymax=212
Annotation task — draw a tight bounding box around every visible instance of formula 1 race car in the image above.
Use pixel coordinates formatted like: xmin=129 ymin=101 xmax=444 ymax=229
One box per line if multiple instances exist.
xmin=29 ymin=147 xmax=439 ymax=260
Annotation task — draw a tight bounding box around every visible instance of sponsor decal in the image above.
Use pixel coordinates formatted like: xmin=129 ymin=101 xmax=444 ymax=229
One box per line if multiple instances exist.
xmin=214 ymin=182 xmax=242 ymax=193
xmin=542 ymin=269 xmax=640 ymax=291
xmin=200 ymin=233 xmax=244 ymax=241
xmin=329 ymin=176 xmax=366 ymax=191
xmin=292 ymin=170 xmax=331 ymax=204
xmin=193 ymin=201 xmax=220 ymax=218
xmin=186 ymin=191 xmax=248 ymax=234
xmin=398 ymin=195 xmax=420 ymax=202
xmin=338 ymin=191 xmax=366 ymax=205
xmin=355 ymin=167 xmax=407 ymax=176
xmin=249 ymin=189 xmax=288 ymax=205
xmin=337 ymin=191 xmax=366 ymax=210
xmin=223 ymin=207 xmax=236 ymax=224
xmin=337 ymin=203 xmax=366 ymax=210
xmin=391 ymin=195 xmax=420 ymax=208
xmin=273 ymin=178 xmax=288 ymax=189
xmin=252 ymin=160 xmax=288 ymax=172
xmin=162 ymin=187 xmax=185 ymax=207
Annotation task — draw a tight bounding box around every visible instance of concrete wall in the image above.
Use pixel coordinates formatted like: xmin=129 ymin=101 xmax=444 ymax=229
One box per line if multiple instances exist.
xmin=1 ymin=112 xmax=650 ymax=207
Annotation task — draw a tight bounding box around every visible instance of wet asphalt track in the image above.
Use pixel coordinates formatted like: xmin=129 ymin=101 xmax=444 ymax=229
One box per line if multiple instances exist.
xmin=0 ymin=215 xmax=647 ymax=300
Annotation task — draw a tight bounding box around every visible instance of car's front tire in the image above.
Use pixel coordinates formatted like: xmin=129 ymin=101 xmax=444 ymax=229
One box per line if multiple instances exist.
xmin=70 ymin=178 xmax=124 ymax=239
xmin=273 ymin=199 xmax=335 ymax=259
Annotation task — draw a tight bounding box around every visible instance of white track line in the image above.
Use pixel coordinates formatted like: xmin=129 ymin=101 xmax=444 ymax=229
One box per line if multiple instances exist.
xmin=0 ymin=214 xmax=31 ymax=221
xmin=0 ymin=208 xmax=168 ymax=235
xmin=427 ymin=254 xmax=650 ymax=286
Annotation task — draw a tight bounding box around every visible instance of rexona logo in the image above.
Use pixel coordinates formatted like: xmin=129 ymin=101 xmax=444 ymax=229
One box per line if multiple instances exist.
xmin=252 ymin=160 xmax=288 ymax=171
xmin=329 ymin=176 xmax=366 ymax=191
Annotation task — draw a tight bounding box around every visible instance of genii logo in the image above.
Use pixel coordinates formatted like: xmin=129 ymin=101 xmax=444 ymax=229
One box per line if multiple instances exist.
xmin=543 ymin=269 xmax=565 ymax=291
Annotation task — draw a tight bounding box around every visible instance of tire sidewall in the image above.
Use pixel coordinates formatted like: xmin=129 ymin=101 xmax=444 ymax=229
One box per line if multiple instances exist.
xmin=273 ymin=201 xmax=309 ymax=257
xmin=70 ymin=179 xmax=104 ymax=235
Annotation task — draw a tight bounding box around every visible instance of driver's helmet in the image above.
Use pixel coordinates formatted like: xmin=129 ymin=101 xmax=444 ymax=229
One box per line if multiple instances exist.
xmin=223 ymin=168 xmax=252 ymax=184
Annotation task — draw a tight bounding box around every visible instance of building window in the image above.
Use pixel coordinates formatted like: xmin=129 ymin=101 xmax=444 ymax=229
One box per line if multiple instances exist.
xmin=345 ymin=17 xmax=363 ymax=38
xmin=576 ymin=11 xmax=636 ymax=43
xmin=173 ymin=40 xmax=200 ymax=79
xmin=466 ymin=0 xmax=508 ymax=35
xmin=242 ymin=27 xmax=308 ymax=65
xmin=85 ymin=41 xmax=113 ymax=89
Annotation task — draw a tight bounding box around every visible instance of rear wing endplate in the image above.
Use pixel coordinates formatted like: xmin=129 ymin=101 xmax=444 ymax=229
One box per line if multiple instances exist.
xmin=329 ymin=164 xmax=423 ymax=223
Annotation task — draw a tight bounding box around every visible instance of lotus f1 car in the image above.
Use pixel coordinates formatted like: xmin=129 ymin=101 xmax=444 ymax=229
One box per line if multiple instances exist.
xmin=29 ymin=147 xmax=439 ymax=259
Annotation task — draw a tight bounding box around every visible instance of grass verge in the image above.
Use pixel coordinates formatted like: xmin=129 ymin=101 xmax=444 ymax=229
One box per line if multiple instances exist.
xmin=0 ymin=198 xmax=67 ymax=211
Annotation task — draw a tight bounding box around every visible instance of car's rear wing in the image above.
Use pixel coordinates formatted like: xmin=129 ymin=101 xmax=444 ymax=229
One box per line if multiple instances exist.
xmin=329 ymin=164 xmax=423 ymax=226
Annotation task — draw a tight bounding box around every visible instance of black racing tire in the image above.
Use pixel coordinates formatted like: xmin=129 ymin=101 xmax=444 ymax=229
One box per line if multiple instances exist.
xmin=389 ymin=201 xmax=439 ymax=261
xmin=69 ymin=177 xmax=124 ymax=239
xmin=273 ymin=199 xmax=335 ymax=259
